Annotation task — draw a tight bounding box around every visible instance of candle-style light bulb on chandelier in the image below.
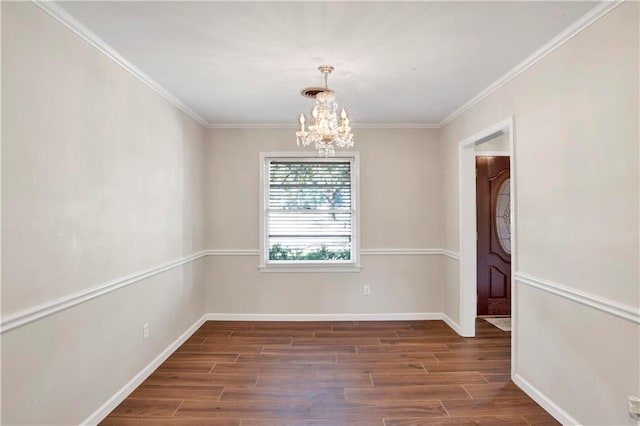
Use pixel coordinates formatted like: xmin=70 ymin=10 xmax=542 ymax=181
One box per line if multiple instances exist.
xmin=296 ymin=65 xmax=354 ymax=157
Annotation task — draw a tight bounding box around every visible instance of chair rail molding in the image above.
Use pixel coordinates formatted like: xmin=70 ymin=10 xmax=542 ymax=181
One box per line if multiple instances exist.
xmin=207 ymin=248 xmax=456 ymax=256
xmin=515 ymin=272 xmax=640 ymax=324
xmin=0 ymin=251 xmax=207 ymax=334
xmin=361 ymin=248 xmax=441 ymax=255
xmin=2 ymin=248 xmax=465 ymax=334
xmin=205 ymin=249 xmax=260 ymax=256
xmin=441 ymin=249 xmax=460 ymax=260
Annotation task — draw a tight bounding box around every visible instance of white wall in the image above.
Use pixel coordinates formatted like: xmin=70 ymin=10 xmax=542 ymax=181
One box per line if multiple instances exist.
xmin=204 ymin=127 xmax=444 ymax=316
xmin=1 ymin=3 xmax=206 ymax=424
xmin=440 ymin=3 xmax=639 ymax=424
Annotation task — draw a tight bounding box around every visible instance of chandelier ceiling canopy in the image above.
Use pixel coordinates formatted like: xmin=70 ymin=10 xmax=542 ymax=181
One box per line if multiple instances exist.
xmin=296 ymin=65 xmax=354 ymax=157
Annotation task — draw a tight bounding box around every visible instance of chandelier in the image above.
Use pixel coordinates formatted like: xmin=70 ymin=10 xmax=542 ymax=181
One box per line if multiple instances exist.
xmin=296 ymin=65 xmax=354 ymax=157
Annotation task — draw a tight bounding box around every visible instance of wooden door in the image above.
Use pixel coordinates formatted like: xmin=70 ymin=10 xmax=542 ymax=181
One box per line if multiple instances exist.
xmin=476 ymin=156 xmax=511 ymax=316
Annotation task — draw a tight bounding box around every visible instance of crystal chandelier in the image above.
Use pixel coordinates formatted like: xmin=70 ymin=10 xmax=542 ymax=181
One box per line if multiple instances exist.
xmin=296 ymin=65 xmax=354 ymax=157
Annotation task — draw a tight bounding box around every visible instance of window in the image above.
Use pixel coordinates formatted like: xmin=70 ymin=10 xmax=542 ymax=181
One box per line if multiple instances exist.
xmin=260 ymin=152 xmax=360 ymax=272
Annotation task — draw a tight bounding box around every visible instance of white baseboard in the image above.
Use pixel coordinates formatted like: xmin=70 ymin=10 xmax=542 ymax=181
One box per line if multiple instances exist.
xmin=204 ymin=312 xmax=444 ymax=322
xmin=81 ymin=314 xmax=208 ymax=426
xmin=441 ymin=312 xmax=468 ymax=336
xmin=513 ymin=373 xmax=580 ymax=426
xmin=82 ymin=311 xmax=466 ymax=424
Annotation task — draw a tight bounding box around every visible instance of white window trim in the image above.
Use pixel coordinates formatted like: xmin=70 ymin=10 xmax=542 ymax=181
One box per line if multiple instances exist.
xmin=259 ymin=151 xmax=361 ymax=273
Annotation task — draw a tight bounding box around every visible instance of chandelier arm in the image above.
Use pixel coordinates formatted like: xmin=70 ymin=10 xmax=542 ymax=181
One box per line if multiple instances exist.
xmin=296 ymin=65 xmax=353 ymax=157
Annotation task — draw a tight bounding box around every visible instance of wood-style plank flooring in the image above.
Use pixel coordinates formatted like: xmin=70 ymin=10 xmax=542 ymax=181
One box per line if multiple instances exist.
xmin=101 ymin=319 xmax=559 ymax=425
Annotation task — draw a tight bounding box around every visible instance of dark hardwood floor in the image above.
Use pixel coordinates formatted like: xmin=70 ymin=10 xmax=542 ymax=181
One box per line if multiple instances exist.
xmin=100 ymin=319 xmax=559 ymax=425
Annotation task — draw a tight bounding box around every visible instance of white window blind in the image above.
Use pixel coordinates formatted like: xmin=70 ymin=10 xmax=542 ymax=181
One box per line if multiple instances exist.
xmin=263 ymin=157 xmax=357 ymax=266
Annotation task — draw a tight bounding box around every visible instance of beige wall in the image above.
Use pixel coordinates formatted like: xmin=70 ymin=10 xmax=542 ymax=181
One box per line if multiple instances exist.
xmin=1 ymin=3 xmax=206 ymax=424
xmin=205 ymin=127 xmax=444 ymax=315
xmin=207 ymin=255 xmax=443 ymax=315
xmin=3 ymin=1 xmax=639 ymax=425
xmin=440 ymin=3 xmax=639 ymax=424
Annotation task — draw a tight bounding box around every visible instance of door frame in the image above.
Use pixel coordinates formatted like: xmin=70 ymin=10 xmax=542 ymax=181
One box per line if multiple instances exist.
xmin=457 ymin=117 xmax=516 ymax=346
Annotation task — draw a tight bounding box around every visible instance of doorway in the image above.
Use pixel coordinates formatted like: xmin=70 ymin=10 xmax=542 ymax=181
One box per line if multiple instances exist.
xmin=476 ymin=156 xmax=511 ymax=316
xmin=457 ymin=117 xmax=514 ymax=340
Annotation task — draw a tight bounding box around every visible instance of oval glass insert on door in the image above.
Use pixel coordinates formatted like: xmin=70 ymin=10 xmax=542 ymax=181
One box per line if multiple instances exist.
xmin=495 ymin=178 xmax=511 ymax=254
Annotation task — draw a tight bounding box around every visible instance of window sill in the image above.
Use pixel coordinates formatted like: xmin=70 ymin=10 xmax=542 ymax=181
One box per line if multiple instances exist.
xmin=258 ymin=264 xmax=362 ymax=273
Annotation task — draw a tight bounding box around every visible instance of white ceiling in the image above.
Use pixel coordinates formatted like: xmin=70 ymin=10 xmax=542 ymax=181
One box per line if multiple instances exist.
xmin=56 ymin=1 xmax=598 ymax=127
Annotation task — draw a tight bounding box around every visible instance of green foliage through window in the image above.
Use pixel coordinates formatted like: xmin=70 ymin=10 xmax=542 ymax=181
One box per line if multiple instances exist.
xmin=266 ymin=159 xmax=354 ymax=263
xmin=269 ymin=243 xmax=351 ymax=261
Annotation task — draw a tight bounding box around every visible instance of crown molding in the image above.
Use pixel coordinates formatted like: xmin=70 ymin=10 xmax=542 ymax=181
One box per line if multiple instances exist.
xmin=205 ymin=123 xmax=298 ymax=129
xmin=438 ymin=0 xmax=625 ymax=128
xmin=32 ymin=1 xmax=208 ymax=127
xmin=33 ymin=1 xmax=622 ymax=132
xmin=205 ymin=123 xmax=440 ymax=129
xmin=354 ymin=123 xmax=441 ymax=129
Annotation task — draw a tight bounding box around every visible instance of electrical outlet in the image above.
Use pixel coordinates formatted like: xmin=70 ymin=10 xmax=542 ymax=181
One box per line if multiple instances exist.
xmin=364 ymin=284 xmax=371 ymax=296
xmin=143 ymin=323 xmax=150 ymax=340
